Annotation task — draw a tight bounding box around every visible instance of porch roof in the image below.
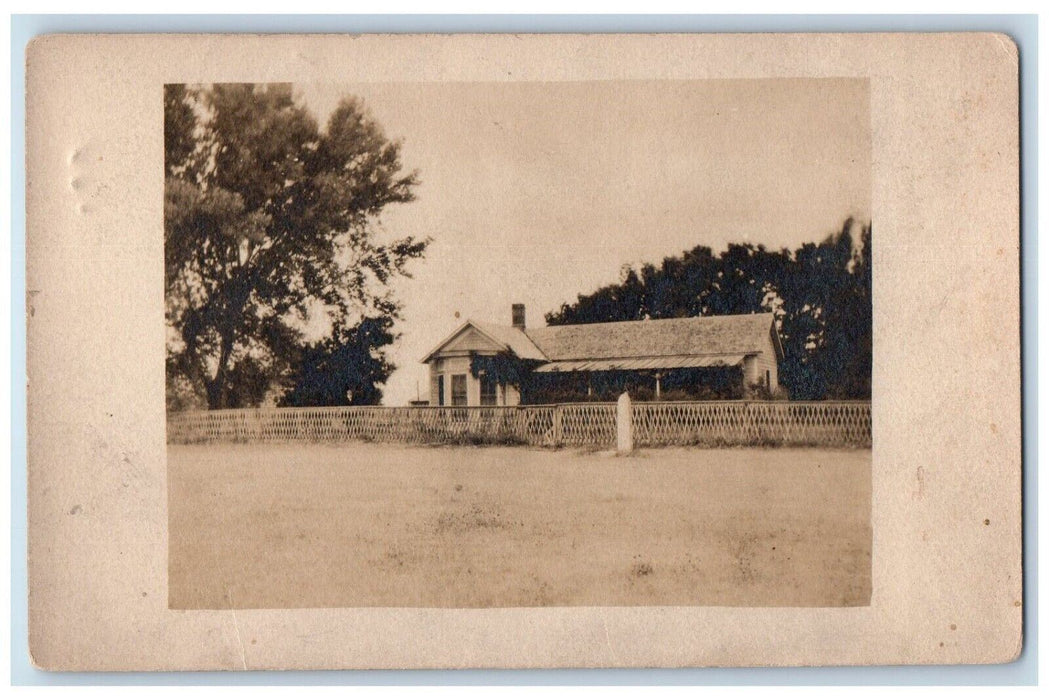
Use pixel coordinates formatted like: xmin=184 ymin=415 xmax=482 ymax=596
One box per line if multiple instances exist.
xmin=533 ymin=353 xmax=749 ymax=373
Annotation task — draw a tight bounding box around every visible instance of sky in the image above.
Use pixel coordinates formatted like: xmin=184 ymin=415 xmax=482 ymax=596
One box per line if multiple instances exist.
xmin=297 ymin=79 xmax=871 ymax=406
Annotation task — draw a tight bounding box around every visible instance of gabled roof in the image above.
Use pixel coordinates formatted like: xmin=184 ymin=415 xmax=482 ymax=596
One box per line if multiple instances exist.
xmin=421 ymin=312 xmax=782 ymax=366
xmin=525 ymin=313 xmax=781 ymax=362
xmin=419 ymin=319 xmax=546 ymax=364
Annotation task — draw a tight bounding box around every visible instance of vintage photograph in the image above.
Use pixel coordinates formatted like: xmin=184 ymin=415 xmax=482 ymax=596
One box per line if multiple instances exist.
xmin=164 ymin=79 xmax=873 ymax=610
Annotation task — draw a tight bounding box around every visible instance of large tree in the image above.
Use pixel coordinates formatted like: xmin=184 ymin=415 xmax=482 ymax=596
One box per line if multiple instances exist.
xmin=545 ymin=219 xmax=872 ymax=400
xmin=165 ymin=84 xmax=427 ymax=410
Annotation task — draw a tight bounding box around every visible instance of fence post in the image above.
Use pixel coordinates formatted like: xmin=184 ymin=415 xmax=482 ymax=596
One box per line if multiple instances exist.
xmin=617 ymin=392 xmax=633 ymax=453
xmin=739 ymin=402 xmax=751 ymax=444
xmin=552 ymin=405 xmax=563 ymax=446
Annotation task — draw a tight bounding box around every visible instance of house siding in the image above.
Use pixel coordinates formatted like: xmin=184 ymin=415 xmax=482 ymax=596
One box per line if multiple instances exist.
xmin=430 ymin=374 xmax=442 ymax=407
xmin=742 ymin=329 xmax=780 ymax=392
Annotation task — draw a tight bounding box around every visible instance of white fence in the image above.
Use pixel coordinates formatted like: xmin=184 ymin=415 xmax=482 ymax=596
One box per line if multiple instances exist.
xmin=631 ymin=401 xmax=871 ymax=447
xmin=167 ymin=400 xmax=871 ymax=448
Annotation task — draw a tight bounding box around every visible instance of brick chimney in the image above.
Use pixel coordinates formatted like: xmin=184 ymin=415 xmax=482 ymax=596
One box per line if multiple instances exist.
xmin=511 ymin=303 xmax=526 ymax=330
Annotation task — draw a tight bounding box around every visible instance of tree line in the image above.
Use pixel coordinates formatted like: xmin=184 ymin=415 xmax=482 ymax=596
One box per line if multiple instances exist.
xmin=545 ymin=219 xmax=872 ymax=400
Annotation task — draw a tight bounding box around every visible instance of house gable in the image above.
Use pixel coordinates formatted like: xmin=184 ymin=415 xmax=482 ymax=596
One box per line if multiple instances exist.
xmin=440 ymin=325 xmax=506 ymax=355
xmin=421 ymin=321 xmax=515 ymax=363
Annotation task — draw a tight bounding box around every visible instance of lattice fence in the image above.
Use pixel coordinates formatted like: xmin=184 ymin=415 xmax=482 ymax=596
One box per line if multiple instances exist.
xmin=632 ymin=401 xmax=871 ymax=447
xmin=555 ymin=404 xmax=617 ymax=445
xmin=168 ymin=405 xmax=561 ymax=446
xmin=167 ymin=401 xmax=870 ymax=448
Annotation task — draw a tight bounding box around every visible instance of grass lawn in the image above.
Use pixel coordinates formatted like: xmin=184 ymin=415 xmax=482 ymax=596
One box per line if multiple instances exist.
xmin=168 ymin=443 xmax=871 ymax=609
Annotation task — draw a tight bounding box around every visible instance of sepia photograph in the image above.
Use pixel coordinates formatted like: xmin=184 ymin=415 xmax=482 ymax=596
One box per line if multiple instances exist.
xmin=24 ymin=29 xmax=1023 ymax=671
xmin=164 ymin=78 xmax=873 ymax=610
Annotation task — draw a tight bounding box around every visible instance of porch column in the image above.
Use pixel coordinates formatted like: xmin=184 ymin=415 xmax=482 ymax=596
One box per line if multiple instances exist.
xmin=655 ymin=372 xmax=662 ymax=400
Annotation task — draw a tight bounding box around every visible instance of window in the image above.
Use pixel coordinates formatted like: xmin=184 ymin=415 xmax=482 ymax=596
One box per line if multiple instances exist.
xmin=451 ymin=374 xmax=468 ymax=406
xmin=765 ymin=370 xmax=771 ymax=388
xmin=480 ymin=374 xmax=498 ymax=406
xmin=437 ymin=375 xmax=445 ymax=406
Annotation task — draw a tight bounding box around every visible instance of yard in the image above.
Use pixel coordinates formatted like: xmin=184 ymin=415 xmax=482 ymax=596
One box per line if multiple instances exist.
xmin=168 ymin=443 xmax=871 ymax=609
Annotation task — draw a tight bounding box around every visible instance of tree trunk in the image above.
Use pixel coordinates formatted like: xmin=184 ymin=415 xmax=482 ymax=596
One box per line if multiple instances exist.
xmin=205 ymin=323 xmax=236 ymax=409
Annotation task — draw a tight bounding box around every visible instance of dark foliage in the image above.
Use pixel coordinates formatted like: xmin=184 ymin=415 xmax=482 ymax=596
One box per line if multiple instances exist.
xmin=280 ymin=317 xmax=395 ymax=407
xmin=545 ymin=219 xmax=872 ymax=400
xmin=469 ymin=352 xmax=543 ymax=388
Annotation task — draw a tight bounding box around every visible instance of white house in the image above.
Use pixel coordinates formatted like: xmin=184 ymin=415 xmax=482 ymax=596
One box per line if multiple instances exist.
xmin=420 ymin=304 xmax=784 ymax=406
